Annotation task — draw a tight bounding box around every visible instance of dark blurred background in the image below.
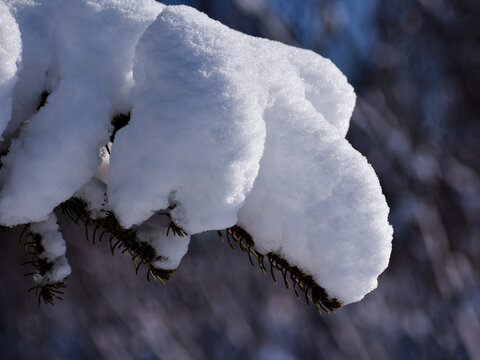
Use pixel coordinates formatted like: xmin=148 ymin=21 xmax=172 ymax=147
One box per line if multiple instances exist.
xmin=1 ymin=0 xmax=479 ymax=359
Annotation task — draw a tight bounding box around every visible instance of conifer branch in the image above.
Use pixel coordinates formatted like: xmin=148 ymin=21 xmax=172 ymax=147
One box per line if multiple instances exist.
xmin=21 ymin=229 xmax=67 ymax=306
xmin=59 ymin=197 xmax=175 ymax=284
xmin=218 ymin=225 xmax=343 ymax=314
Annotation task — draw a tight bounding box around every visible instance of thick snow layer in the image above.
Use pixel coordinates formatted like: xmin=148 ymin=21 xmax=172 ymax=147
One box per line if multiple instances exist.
xmin=109 ymin=6 xmax=391 ymax=303
xmin=108 ymin=6 xmax=356 ymax=233
xmin=29 ymin=213 xmax=71 ymax=284
xmin=0 ymin=0 xmax=163 ymax=225
xmin=0 ymin=2 xmax=392 ymax=304
xmin=237 ymin=94 xmax=392 ymax=304
xmin=0 ymin=1 xmax=21 ymax=140
xmin=1 ymin=0 xmax=53 ymax=143
xmin=108 ymin=7 xmax=266 ymax=232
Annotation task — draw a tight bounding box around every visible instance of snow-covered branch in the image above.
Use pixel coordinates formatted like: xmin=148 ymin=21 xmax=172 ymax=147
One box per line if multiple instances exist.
xmin=0 ymin=0 xmax=392 ymax=310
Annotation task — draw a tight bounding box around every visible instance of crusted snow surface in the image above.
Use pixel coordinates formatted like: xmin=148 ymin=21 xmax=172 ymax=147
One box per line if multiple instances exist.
xmin=29 ymin=213 xmax=71 ymax=284
xmin=0 ymin=2 xmax=392 ymax=304
xmin=0 ymin=1 xmax=21 ymax=140
xmin=0 ymin=0 xmax=163 ymax=226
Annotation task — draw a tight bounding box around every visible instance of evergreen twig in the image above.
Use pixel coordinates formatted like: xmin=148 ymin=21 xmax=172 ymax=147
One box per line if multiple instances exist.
xmin=21 ymin=231 xmax=67 ymax=306
xmin=60 ymin=197 xmax=175 ymax=284
xmin=218 ymin=225 xmax=343 ymax=314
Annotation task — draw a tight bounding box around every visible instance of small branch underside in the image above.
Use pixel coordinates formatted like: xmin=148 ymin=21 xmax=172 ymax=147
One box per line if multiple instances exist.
xmin=60 ymin=197 xmax=175 ymax=284
xmin=20 ymin=228 xmax=67 ymax=306
xmin=218 ymin=226 xmax=343 ymax=314
xmin=18 ymin=197 xmax=342 ymax=313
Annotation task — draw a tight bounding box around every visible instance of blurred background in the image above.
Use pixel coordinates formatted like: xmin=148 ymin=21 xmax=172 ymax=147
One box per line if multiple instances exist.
xmin=1 ymin=0 xmax=479 ymax=359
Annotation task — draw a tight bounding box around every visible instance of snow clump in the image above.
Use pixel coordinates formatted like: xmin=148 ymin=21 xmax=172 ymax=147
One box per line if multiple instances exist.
xmin=0 ymin=1 xmax=392 ymax=305
xmin=0 ymin=1 xmax=21 ymax=139
xmin=29 ymin=213 xmax=71 ymax=285
xmin=0 ymin=0 xmax=164 ymax=225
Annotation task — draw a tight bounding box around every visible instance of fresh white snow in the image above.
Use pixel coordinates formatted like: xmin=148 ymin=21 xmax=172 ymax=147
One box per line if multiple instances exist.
xmin=137 ymin=213 xmax=191 ymax=270
xmin=0 ymin=1 xmax=21 ymax=140
xmin=0 ymin=1 xmax=393 ymax=304
xmin=0 ymin=0 xmax=163 ymax=225
xmin=108 ymin=6 xmax=266 ymax=233
xmin=29 ymin=213 xmax=71 ymax=284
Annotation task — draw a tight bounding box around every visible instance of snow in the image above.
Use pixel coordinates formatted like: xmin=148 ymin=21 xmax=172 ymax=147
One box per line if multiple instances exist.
xmin=108 ymin=6 xmax=356 ymax=234
xmin=108 ymin=6 xmax=391 ymax=303
xmin=108 ymin=6 xmax=266 ymax=232
xmin=29 ymin=213 xmax=71 ymax=284
xmin=237 ymin=96 xmax=392 ymax=302
xmin=0 ymin=1 xmax=392 ymax=304
xmin=0 ymin=0 xmax=163 ymax=225
xmin=0 ymin=1 xmax=21 ymax=140
xmin=137 ymin=213 xmax=191 ymax=270
xmin=74 ymin=176 xmax=108 ymax=219
xmin=2 ymin=0 xmax=56 ymax=144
